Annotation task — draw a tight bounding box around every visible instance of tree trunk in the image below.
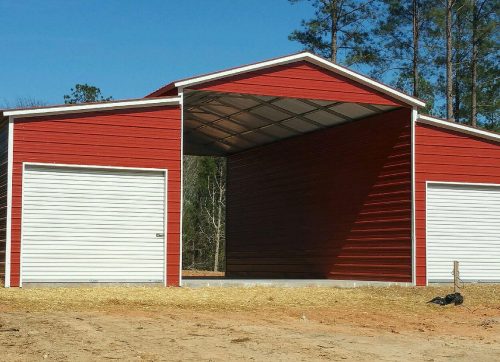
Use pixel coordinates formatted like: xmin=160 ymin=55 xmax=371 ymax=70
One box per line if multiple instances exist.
xmin=213 ymin=192 xmax=222 ymax=272
xmin=471 ymin=0 xmax=478 ymax=127
xmin=454 ymin=9 xmax=461 ymax=122
xmin=213 ymin=163 xmax=225 ymax=272
xmin=213 ymin=227 xmax=220 ymax=272
xmin=330 ymin=0 xmax=338 ymax=62
xmin=412 ymin=0 xmax=419 ymax=97
xmin=454 ymin=68 xmax=460 ymax=121
xmin=446 ymin=0 xmax=454 ymax=121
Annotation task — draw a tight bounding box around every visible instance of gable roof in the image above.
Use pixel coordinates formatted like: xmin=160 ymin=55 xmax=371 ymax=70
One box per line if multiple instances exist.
xmin=147 ymin=52 xmax=426 ymax=108
xmin=418 ymin=115 xmax=500 ymax=143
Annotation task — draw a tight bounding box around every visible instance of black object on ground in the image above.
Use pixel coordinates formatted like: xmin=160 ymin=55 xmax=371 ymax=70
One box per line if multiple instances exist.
xmin=427 ymin=292 xmax=464 ymax=306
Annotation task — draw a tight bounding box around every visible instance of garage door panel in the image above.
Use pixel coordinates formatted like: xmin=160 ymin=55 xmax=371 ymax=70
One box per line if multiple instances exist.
xmin=22 ymin=165 xmax=166 ymax=283
xmin=24 ymin=193 xmax=165 ymax=201
xmin=23 ymin=221 xmax=165 ymax=229
xmin=427 ymin=183 xmax=500 ymax=282
xmin=427 ymin=231 xmax=499 ymax=237
xmin=24 ymin=231 xmax=165 ymax=238
xmin=426 ymin=212 xmax=495 ymax=218
xmin=23 ymin=190 xmax=165 ymax=199
xmin=25 ymin=175 xmax=166 ymax=184
xmin=24 ymin=197 xmax=165 ymax=204
xmin=25 ymin=177 xmax=165 ymax=188
xmin=23 ymin=251 xmax=164 ymax=257
xmin=428 ymin=254 xmax=500 ymax=261
xmin=22 ymin=264 xmax=164 ymax=270
xmin=23 ymin=254 xmax=165 ymax=260
xmin=20 ymin=235 xmax=165 ymax=242
xmin=428 ymin=263 xmax=500 ymax=273
xmin=428 ymin=244 xmax=500 ymax=251
xmin=23 ymin=207 xmax=165 ymax=215
xmin=26 ymin=170 xmax=164 ymax=180
xmin=22 ymin=269 xmax=165 ymax=274
xmin=23 ymin=242 xmax=164 ymax=249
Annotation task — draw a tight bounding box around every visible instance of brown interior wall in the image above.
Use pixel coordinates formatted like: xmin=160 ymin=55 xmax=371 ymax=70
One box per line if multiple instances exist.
xmin=225 ymin=108 xmax=412 ymax=282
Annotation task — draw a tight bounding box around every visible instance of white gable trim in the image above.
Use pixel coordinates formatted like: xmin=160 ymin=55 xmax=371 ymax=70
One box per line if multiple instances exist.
xmin=418 ymin=115 xmax=500 ymax=143
xmin=3 ymin=97 xmax=181 ymax=119
xmin=174 ymin=52 xmax=425 ymax=108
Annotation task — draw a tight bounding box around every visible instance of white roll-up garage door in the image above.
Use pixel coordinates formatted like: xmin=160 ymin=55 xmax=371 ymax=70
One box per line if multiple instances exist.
xmin=22 ymin=164 xmax=166 ymax=284
xmin=427 ymin=183 xmax=500 ymax=282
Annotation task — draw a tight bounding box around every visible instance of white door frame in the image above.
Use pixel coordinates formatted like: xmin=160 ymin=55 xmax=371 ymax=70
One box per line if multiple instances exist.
xmin=20 ymin=162 xmax=169 ymax=287
xmin=425 ymin=180 xmax=500 ymax=285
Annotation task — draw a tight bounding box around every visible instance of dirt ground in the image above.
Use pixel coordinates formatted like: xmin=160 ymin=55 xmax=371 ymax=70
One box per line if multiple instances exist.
xmin=0 ymin=285 xmax=499 ymax=361
xmin=182 ymin=270 xmax=225 ymax=277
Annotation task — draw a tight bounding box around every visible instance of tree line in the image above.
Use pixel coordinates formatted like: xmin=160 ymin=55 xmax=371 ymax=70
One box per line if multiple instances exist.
xmin=289 ymin=0 xmax=498 ymax=130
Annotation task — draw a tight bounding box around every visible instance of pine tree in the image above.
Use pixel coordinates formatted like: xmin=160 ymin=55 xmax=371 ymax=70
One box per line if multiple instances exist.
xmin=367 ymin=0 xmax=436 ymax=111
xmin=64 ymin=84 xmax=112 ymax=104
xmin=469 ymin=0 xmax=498 ymax=128
xmin=288 ymin=0 xmax=378 ymax=64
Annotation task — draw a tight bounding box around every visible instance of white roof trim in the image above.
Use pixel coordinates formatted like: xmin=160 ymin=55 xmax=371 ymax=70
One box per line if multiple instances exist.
xmin=418 ymin=115 xmax=500 ymax=142
xmin=3 ymin=97 xmax=181 ymax=118
xmin=174 ymin=52 xmax=425 ymax=108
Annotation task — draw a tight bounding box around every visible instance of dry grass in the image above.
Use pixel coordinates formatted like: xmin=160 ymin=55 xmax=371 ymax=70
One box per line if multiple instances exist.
xmin=0 ymin=284 xmax=498 ymax=313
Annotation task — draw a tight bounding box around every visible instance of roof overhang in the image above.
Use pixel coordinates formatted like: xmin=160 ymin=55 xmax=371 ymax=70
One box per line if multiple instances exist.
xmin=2 ymin=97 xmax=181 ymax=119
xmin=149 ymin=52 xmax=426 ymax=108
xmin=418 ymin=115 xmax=500 ymax=143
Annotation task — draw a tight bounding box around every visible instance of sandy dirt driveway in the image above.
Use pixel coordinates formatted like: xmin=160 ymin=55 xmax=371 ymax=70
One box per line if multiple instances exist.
xmin=0 ymin=285 xmax=499 ymax=361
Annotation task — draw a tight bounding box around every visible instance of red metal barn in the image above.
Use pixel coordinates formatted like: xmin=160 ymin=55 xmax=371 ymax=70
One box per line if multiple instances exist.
xmin=1 ymin=52 xmax=498 ymax=287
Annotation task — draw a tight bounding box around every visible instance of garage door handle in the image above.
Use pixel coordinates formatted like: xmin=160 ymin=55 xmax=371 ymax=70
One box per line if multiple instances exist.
xmin=156 ymin=233 xmax=165 ymax=238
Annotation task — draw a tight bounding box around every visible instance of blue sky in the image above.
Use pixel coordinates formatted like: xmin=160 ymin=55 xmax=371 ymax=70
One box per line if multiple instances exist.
xmin=0 ymin=0 xmax=313 ymax=107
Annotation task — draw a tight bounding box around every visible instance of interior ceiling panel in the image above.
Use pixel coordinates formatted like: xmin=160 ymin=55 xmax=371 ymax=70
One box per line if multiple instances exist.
xmin=229 ymin=112 xmax=271 ymax=128
xmin=223 ymin=136 xmax=256 ymax=149
xmin=306 ymin=99 xmax=337 ymax=107
xmin=187 ymin=111 xmax=219 ymax=121
xmin=198 ymin=103 xmax=241 ymax=115
xmin=197 ymin=125 xmax=232 ymax=139
xmin=281 ymin=118 xmax=319 ymax=133
xmin=330 ymin=103 xmax=378 ymax=120
xmin=250 ymin=105 xmax=290 ymax=121
xmin=184 ymin=119 xmax=204 ymax=130
xmin=183 ymin=90 xmax=402 ymax=156
xmin=218 ymin=95 xmax=261 ymax=109
xmin=241 ymin=131 xmax=276 ymax=144
xmin=304 ymin=110 xmax=345 ymax=126
xmin=272 ymin=98 xmax=317 ymax=114
xmin=261 ymin=124 xmax=298 ymax=138
xmin=214 ymin=119 xmax=248 ymax=133
xmin=371 ymin=104 xmax=398 ymax=111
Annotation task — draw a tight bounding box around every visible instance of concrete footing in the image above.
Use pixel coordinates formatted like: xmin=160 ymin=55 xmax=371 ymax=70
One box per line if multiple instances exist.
xmin=181 ymin=278 xmax=412 ymax=288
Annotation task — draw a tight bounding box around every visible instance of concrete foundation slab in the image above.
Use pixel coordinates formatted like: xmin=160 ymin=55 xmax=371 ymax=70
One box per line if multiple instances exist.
xmin=181 ymin=278 xmax=412 ymax=288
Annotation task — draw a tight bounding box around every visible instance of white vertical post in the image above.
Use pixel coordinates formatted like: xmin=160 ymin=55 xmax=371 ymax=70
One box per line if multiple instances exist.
xmin=5 ymin=117 xmax=14 ymax=288
xmin=178 ymin=90 xmax=184 ymax=287
xmin=411 ymin=107 xmax=418 ymax=285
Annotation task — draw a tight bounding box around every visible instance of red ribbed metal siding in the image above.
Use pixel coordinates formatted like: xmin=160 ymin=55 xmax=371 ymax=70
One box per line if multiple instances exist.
xmin=414 ymin=122 xmax=500 ymax=285
xmin=191 ymin=61 xmax=403 ymax=106
xmin=10 ymin=106 xmax=181 ymax=287
xmin=226 ymin=108 xmax=412 ymax=282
